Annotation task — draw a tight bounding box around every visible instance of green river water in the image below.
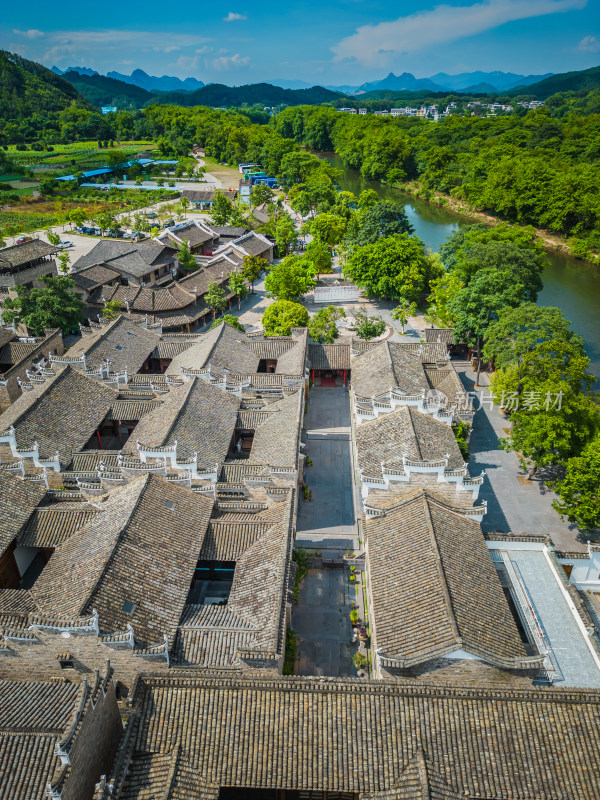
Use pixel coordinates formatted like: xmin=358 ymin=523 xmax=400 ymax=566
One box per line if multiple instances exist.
xmin=324 ymin=153 xmax=600 ymax=381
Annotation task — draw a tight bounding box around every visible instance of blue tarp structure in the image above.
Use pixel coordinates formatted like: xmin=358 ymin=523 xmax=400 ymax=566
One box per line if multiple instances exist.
xmin=57 ymin=167 xmax=113 ymax=181
xmin=119 ymin=158 xmax=155 ymax=168
xmin=57 ymin=159 xmax=179 ymax=182
xmin=78 ymin=183 xmax=177 ymax=191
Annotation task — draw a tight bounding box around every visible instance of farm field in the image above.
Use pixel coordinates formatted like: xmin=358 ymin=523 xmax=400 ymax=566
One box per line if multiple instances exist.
xmin=5 ymin=141 xmax=160 ymax=172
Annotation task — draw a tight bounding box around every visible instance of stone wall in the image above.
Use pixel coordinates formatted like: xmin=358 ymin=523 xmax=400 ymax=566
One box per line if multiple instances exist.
xmin=0 ymin=258 xmax=58 ymax=289
xmin=380 ymin=655 xmax=538 ymax=687
xmin=0 ymin=328 xmax=64 ymax=411
xmin=62 ymin=679 xmax=123 ymax=800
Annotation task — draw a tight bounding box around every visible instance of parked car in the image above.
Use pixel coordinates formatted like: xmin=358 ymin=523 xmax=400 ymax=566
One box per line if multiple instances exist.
xmin=56 ymin=241 xmax=73 ymax=250
xmin=163 ymin=219 xmax=175 ymax=228
xmin=16 ymin=236 xmax=32 ymax=244
xmin=146 ymin=212 xmax=158 ymax=219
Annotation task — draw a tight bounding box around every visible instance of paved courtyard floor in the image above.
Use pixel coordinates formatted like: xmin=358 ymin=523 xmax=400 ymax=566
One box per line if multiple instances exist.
xmin=297 ymin=386 xmax=359 ymax=539
xmin=292 ymin=567 xmax=356 ymax=677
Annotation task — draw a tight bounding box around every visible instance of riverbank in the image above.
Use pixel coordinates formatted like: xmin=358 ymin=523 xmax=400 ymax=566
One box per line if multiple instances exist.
xmin=385 ymin=178 xmax=599 ymax=267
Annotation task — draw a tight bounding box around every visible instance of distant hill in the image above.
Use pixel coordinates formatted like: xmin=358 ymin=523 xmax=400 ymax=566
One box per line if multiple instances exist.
xmin=107 ymin=68 xmax=205 ymax=93
xmin=507 ymin=64 xmax=600 ymax=99
xmin=52 ymin=65 xmax=99 ymax=78
xmin=0 ymin=50 xmax=93 ymax=123
xmin=155 ymin=82 xmax=343 ymax=108
xmin=430 ymin=70 xmax=552 ymax=92
xmin=63 ymin=71 xmax=152 ymax=108
xmin=356 ymin=72 xmax=442 ymax=94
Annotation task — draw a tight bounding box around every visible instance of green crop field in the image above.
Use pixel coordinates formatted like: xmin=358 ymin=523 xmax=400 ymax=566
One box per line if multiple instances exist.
xmin=0 ymin=211 xmax=60 ymax=234
xmin=5 ymin=141 xmax=159 ymax=169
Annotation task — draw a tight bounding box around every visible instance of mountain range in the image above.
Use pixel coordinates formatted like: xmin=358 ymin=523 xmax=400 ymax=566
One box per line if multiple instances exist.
xmin=267 ymin=70 xmax=553 ymax=94
xmin=53 ymin=66 xmax=553 ymax=96
xmin=52 ymin=66 xmax=205 ymax=93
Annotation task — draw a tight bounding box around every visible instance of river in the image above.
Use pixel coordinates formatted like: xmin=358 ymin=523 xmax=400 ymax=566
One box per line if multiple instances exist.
xmin=324 ymin=153 xmax=600 ymax=381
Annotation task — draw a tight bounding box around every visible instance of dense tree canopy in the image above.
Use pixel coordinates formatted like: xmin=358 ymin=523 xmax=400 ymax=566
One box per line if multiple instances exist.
xmin=552 ymin=436 xmax=600 ymax=533
xmin=344 ymin=201 xmax=414 ymax=247
xmin=343 ymin=234 xmax=441 ymax=302
xmin=483 ymin=304 xmax=585 ymax=369
xmin=262 ymin=300 xmax=309 ymax=336
xmin=264 ymin=256 xmax=316 ymax=301
xmin=2 ymin=275 xmax=84 ymax=335
xmin=308 ymin=306 xmax=345 ymax=344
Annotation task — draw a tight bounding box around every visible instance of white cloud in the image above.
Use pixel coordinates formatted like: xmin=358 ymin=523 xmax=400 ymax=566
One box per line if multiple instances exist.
xmin=13 ymin=29 xmax=45 ymax=39
xmin=579 ymin=35 xmax=600 ymax=52
xmin=223 ymin=11 xmax=247 ymax=21
xmin=211 ymin=52 xmax=250 ymax=69
xmin=39 ymin=29 xmax=211 ymax=66
xmin=175 ymin=54 xmax=199 ymax=72
xmin=332 ymin=0 xmax=588 ymax=66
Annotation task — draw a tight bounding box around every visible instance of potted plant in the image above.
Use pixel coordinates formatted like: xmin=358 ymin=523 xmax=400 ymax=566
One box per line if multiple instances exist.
xmin=358 ymin=626 xmax=369 ymax=643
xmin=353 ymin=651 xmax=367 ymax=670
xmin=350 ymin=609 xmax=359 ymax=627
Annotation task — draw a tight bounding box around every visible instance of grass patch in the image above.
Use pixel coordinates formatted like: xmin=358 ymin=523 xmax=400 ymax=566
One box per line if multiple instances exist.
xmin=282 ymin=628 xmax=297 ymax=675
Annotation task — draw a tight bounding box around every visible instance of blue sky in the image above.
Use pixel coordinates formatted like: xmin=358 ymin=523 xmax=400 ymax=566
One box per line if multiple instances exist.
xmin=1 ymin=0 xmax=599 ymax=85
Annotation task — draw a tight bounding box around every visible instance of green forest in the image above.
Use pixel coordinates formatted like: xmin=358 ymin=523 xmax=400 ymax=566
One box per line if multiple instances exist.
xmin=2 ymin=46 xmax=600 ymax=261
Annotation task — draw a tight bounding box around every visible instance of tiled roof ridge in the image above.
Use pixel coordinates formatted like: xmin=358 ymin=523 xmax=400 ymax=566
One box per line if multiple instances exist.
xmin=148 ymin=379 xmax=197 ymax=449
xmin=405 ymin=406 xmax=423 ymax=462
xmin=76 ymin=475 xmax=151 ymax=618
xmin=135 ymin=672 xmax=600 ymax=702
xmin=421 ymin=494 xmax=463 ymax=649
xmin=370 ymin=488 xmax=475 ymax=518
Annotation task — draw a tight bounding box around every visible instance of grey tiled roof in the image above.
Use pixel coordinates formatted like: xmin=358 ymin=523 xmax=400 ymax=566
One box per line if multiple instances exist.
xmin=248 ymin=391 xmax=303 ymax=469
xmin=173 ymin=490 xmax=294 ymax=669
xmin=0 ymin=238 xmax=56 ymax=270
xmin=69 ymin=450 xmax=121 ymax=472
xmin=116 ymin=673 xmax=600 ymax=800
xmin=424 ymin=328 xmax=455 ymax=345
xmin=32 ymin=474 xmax=213 ymax=647
xmin=123 ymin=378 xmax=240 ymax=464
xmin=352 ymin=342 xmax=431 ymax=398
xmin=309 ymin=343 xmax=351 ymax=370
xmin=67 ymin=316 xmax=161 ymax=375
xmin=0 ymin=366 xmax=117 ymax=466
xmin=161 ymin=222 xmax=218 ymax=248
xmin=152 ymin=340 xmax=199 ymax=359
xmin=182 ymin=189 xmax=217 ymax=203
xmin=0 ymin=339 xmax=39 ymax=365
xmin=166 ymin=323 xmax=259 ymax=377
xmin=73 ymin=240 xmax=176 ymax=275
xmin=17 ymin=503 xmax=98 ymax=548
xmin=355 ymin=406 xmax=464 ymax=477
xmin=211 ymin=226 xmax=250 ymax=239
xmin=365 ymin=489 xmax=530 ymax=669
xmin=0 ymin=679 xmax=93 ymax=800
xmin=71 ymin=264 xmax=120 ymax=291
xmin=106 ymin=399 xmax=162 ymax=421
xmin=177 ymin=258 xmax=238 ymax=297
xmin=0 ymin=471 xmax=46 ymax=554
